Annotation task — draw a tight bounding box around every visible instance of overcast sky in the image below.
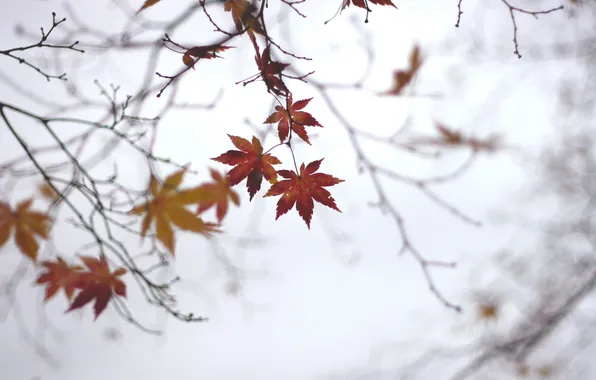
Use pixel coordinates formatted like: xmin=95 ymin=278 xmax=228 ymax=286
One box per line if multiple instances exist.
xmin=0 ymin=0 xmax=588 ymax=379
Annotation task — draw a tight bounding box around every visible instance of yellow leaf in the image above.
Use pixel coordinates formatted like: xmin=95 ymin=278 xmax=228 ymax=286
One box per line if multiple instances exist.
xmin=163 ymin=168 xmax=187 ymax=192
xmin=129 ymin=169 xmax=223 ymax=256
xmin=174 ymin=187 xmax=208 ymax=205
xmin=167 ymin=205 xmax=219 ymax=236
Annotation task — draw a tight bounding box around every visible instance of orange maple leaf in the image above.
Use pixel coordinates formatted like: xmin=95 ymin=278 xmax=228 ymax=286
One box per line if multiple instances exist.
xmin=136 ymin=0 xmax=161 ymax=14
xmin=66 ymin=256 xmax=127 ymax=320
xmin=343 ymin=0 xmax=397 ymax=9
xmin=182 ymin=45 xmax=234 ymax=69
xmin=212 ymin=135 xmax=282 ymax=201
xmin=0 ymin=199 xmax=51 ymax=262
xmin=264 ymin=96 xmax=323 ymax=145
xmin=383 ymin=44 xmax=423 ymax=96
xmin=195 ymin=169 xmax=240 ymax=223
xmin=128 ymin=169 xmax=221 ymax=254
xmin=38 ymin=182 xmax=60 ymax=202
xmin=36 ymin=256 xmax=84 ymax=301
xmin=264 ymin=159 xmax=344 ymax=228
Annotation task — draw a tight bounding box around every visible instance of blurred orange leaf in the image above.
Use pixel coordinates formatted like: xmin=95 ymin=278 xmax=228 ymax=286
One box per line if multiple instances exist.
xmin=137 ymin=0 xmax=161 ymax=14
xmin=0 ymin=199 xmax=51 ymax=262
xmin=38 ymin=182 xmax=60 ymax=202
xmin=195 ymin=169 xmax=240 ymax=223
xmin=129 ymin=169 xmax=220 ymax=254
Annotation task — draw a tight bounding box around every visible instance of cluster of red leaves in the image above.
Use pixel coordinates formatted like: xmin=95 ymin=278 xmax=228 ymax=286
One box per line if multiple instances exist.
xmin=24 ymin=0 xmax=406 ymax=322
xmin=134 ymin=0 xmax=352 ymax=229
xmin=36 ymin=255 xmax=127 ymax=319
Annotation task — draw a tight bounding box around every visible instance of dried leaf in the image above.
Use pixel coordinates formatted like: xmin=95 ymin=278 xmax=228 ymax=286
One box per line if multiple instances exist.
xmin=383 ymin=44 xmax=423 ymax=96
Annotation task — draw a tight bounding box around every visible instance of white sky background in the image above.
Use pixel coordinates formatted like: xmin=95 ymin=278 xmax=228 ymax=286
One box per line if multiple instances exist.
xmin=0 ymin=0 xmax=590 ymax=379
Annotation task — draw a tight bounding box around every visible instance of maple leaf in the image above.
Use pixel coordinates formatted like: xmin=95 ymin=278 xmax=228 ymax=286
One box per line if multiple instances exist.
xmin=66 ymin=256 xmax=127 ymax=320
xmin=212 ymin=135 xmax=281 ymax=200
xmin=343 ymin=0 xmax=397 ymax=9
xmin=409 ymin=122 xmax=502 ymax=152
xmin=38 ymin=182 xmax=60 ymax=202
xmin=264 ymin=96 xmax=323 ymax=145
xmin=383 ymin=44 xmax=423 ymax=96
xmin=136 ymin=0 xmax=161 ymax=14
xmin=195 ymin=169 xmax=240 ymax=223
xmin=0 ymin=199 xmax=51 ymax=262
xmin=224 ymin=0 xmax=264 ymax=37
xmin=128 ymin=169 xmax=221 ymax=255
xmin=182 ymin=45 xmax=234 ymax=69
xmin=254 ymin=45 xmax=290 ymax=96
xmin=36 ymin=257 xmax=84 ymax=301
xmin=264 ymin=159 xmax=344 ymax=228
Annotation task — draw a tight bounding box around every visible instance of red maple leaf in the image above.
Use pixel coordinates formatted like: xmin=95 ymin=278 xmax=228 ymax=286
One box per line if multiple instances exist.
xmin=264 ymin=96 xmax=323 ymax=144
xmin=264 ymin=159 xmax=344 ymax=228
xmin=343 ymin=0 xmax=397 ymax=9
xmin=254 ymin=45 xmax=290 ymax=97
xmin=182 ymin=45 xmax=234 ymax=69
xmin=66 ymin=256 xmax=127 ymax=320
xmin=35 ymin=257 xmax=84 ymax=301
xmin=212 ymin=135 xmax=281 ymax=200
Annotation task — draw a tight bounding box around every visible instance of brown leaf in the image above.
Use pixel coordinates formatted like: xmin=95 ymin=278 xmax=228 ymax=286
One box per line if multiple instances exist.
xmin=0 ymin=199 xmax=51 ymax=262
xmin=137 ymin=0 xmax=161 ymax=14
